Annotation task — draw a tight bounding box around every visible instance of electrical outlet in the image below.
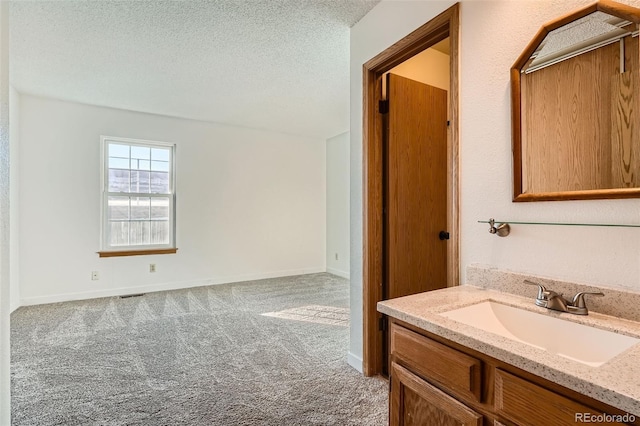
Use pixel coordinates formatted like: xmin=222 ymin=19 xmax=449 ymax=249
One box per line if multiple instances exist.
xmin=335 ymin=253 xmax=339 ymax=261
xmin=149 ymin=264 xmax=156 ymax=273
xmin=91 ymin=271 xmax=99 ymax=280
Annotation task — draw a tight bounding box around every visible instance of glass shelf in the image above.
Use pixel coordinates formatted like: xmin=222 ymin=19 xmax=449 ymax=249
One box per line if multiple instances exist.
xmin=478 ymin=220 xmax=640 ymax=228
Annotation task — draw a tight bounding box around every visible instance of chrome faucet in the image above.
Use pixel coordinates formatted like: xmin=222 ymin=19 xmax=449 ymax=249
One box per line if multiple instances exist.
xmin=524 ymin=280 xmax=604 ymax=315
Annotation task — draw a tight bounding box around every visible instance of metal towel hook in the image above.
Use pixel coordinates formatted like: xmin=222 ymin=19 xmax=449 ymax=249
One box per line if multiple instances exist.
xmin=488 ymin=218 xmax=510 ymax=237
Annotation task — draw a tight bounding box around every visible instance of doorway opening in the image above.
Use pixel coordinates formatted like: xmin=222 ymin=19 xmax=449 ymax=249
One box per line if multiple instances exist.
xmin=362 ymin=4 xmax=460 ymax=377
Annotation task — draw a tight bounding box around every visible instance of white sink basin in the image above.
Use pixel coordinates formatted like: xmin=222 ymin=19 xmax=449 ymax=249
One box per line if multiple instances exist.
xmin=440 ymin=301 xmax=639 ymax=367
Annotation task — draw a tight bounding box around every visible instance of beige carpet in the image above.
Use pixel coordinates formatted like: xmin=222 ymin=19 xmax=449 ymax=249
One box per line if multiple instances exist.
xmin=11 ymin=273 xmax=388 ymax=425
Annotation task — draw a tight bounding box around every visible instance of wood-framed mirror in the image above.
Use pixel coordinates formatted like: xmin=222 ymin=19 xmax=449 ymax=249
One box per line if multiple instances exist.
xmin=512 ymin=0 xmax=640 ymax=201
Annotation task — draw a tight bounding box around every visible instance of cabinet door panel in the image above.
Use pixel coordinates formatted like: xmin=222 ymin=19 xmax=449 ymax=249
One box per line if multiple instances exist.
xmin=391 ymin=362 xmax=483 ymax=426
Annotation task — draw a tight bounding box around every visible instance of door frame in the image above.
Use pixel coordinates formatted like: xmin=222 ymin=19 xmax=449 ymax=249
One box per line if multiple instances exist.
xmin=362 ymin=3 xmax=460 ymax=377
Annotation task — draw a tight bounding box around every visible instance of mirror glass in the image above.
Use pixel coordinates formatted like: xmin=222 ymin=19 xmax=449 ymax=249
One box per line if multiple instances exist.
xmin=512 ymin=2 xmax=640 ymax=201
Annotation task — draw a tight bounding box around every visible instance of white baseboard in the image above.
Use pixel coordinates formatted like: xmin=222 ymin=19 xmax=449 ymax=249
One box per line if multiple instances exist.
xmin=347 ymin=352 xmax=363 ymax=373
xmin=10 ymin=298 xmax=20 ymax=313
xmin=326 ymin=267 xmax=350 ymax=279
xmin=19 ymin=267 xmax=326 ymax=307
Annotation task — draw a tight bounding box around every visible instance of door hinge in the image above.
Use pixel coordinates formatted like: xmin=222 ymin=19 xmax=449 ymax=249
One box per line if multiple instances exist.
xmin=379 ymin=316 xmax=388 ymax=332
xmin=439 ymin=231 xmax=450 ymax=240
xmin=379 ymin=100 xmax=389 ymax=114
xmin=447 ymin=120 xmax=451 ymax=127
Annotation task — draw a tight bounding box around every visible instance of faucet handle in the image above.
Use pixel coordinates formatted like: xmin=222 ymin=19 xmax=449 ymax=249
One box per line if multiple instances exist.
xmin=524 ymin=280 xmax=547 ymax=300
xmin=571 ymin=291 xmax=604 ymax=308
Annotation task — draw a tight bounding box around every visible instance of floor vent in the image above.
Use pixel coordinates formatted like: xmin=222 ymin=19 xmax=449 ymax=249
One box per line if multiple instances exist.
xmin=120 ymin=293 xmax=145 ymax=299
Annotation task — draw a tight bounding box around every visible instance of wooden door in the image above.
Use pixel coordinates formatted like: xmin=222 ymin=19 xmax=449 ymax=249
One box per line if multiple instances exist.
xmin=390 ymin=362 xmax=483 ymax=426
xmin=384 ymin=73 xmax=448 ymax=300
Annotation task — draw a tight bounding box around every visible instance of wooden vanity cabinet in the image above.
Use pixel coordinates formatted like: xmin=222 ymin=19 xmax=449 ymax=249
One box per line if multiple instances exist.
xmin=388 ymin=320 xmax=637 ymax=426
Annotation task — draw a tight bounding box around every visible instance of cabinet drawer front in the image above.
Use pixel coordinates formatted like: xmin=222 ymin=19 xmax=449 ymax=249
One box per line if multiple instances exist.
xmin=495 ymin=369 xmax=628 ymax=426
xmin=390 ymin=323 xmax=482 ymax=401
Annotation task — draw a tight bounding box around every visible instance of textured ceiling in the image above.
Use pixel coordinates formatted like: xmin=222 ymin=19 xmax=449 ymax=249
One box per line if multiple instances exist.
xmin=10 ymin=0 xmax=379 ymax=139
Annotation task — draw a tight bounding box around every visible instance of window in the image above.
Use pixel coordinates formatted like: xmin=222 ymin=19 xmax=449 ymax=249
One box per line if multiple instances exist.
xmin=100 ymin=136 xmax=176 ymax=256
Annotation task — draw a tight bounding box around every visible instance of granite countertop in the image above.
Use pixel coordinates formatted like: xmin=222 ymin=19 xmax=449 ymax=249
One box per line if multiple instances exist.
xmin=377 ymin=285 xmax=640 ymax=416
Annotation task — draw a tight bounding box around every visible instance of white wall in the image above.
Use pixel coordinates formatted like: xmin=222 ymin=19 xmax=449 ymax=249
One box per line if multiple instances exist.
xmin=19 ymin=95 xmax=326 ymax=305
xmin=459 ymin=0 xmax=640 ymax=290
xmin=10 ymin=87 xmax=19 ymax=313
xmin=326 ymin=132 xmax=350 ymax=278
xmin=349 ymin=0 xmax=640 ymax=371
xmin=388 ymin=47 xmax=450 ymax=93
xmin=0 ymin=0 xmax=10 ymax=422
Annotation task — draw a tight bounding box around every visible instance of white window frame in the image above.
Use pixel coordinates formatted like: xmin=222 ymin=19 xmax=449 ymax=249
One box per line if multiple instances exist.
xmin=100 ymin=136 xmax=176 ymax=253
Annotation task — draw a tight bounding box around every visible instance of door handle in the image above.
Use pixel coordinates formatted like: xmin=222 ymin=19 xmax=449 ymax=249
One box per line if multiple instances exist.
xmin=439 ymin=231 xmax=450 ymax=240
